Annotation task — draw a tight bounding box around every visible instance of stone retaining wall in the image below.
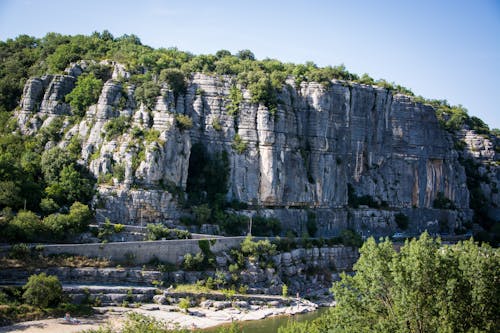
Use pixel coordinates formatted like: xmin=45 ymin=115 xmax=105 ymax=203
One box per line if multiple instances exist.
xmin=39 ymin=237 xmax=247 ymax=264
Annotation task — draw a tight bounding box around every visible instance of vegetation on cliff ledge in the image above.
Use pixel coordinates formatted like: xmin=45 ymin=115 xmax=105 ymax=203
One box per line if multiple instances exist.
xmin=0 ymin=31 xmax=498 ymax=243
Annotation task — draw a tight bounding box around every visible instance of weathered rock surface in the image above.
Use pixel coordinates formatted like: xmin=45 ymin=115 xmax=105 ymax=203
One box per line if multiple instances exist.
xmin=15 ymin=69 xmax=496 ymax=236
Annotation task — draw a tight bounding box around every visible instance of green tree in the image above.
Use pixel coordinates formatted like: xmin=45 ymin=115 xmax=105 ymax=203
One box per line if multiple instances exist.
xmin=45 ymin=164 xmax=94 ymax=205
xmin=159 ymin=68 xmax=186 ymax=99
xmin=65 ymin=73 xmax=103 ymax=116
xmin=22 ymin=273 xmax=62 ymax=308
xmin=41 ymin=147 xmax=74 ymax=183
xmin=134 ymin=81 xmax=160 ymax=110
xmin=8 ymin=210 xmax=44 ymax=241
xmin=236 ymin=49 xmax=255 ymax=60
xmin=324 ymin=233 xmax=499 ymax=333
xmin=43 ymin=201 xmax=92 ymax=238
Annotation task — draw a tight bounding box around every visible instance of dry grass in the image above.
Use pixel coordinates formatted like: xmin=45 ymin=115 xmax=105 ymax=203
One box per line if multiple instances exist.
xmin=0 ymin=254 xmax=111 ymax=269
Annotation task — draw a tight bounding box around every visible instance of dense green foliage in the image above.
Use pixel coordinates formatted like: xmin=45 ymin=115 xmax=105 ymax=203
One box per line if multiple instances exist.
xmin=4 ymin=201 xmax=93 ymax=242
xmin=65 ymin=73 xmax=103 ymax=116
xmin=0 ymin=31 xmax=497 ymax=245
xmin=104 ymin=115 xmax=131 ymax=139
xmin=175 ymin=114 xmax=193 ymax=130
xmin=133 ymin=80 xmax=160 ymax=110
xmin=146 ymin=224 xmax=191 ymax=240
xmin=0 ymin=123 xmax=95 ymax=242
xmin=0 ymin=276 xmax=93 ymax=325
xmin=22 ymin=273 xmax=62 ymax=308
xmin=280 ymin=234 xmax=499 ymax=333
xmin=416 ymin=97 xmax=494 ymax=134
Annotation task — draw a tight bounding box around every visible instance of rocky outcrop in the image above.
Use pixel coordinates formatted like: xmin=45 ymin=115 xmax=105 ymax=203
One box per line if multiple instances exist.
xmin=15 ymin=67 xmax=492 ymax=236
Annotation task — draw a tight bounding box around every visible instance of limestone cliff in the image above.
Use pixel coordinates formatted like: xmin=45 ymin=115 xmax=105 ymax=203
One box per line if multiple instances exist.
xmin=15 ymin=62 xmax=496 ymax=237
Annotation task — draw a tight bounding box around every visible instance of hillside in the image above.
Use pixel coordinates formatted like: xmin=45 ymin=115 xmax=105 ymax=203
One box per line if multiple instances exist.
xmin=0 ymin=32 xmax=498 ymax=243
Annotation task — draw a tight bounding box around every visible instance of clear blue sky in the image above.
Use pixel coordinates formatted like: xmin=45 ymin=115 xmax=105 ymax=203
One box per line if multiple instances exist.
xmin=1 ymin=0 xmax=499 ymax=128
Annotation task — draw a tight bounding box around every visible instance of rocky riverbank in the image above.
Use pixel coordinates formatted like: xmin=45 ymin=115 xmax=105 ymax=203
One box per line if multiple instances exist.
xmin=0 ymin=297 xmax=322 ymax=333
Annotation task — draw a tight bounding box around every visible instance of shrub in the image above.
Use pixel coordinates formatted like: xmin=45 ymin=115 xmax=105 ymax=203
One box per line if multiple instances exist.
xmin=227 ymin=86 xmax=243 ymax=116
xmin=8 ymin=210 xmax=44 ymax=241
xmin=22 ymin=273 xmax=62 ymax=308
xmin=240 ymin=235 xmax=277 ymax=260
xmin=182 ymin=252 xmax=205 ymax=271
xmin=113 ymin=163 xmax=126 ymax=182
xmin=340 ymin=229 xmax=363 ymax=247
xmin=104 ymin=116 xmax=130 ymax=139
xmin=9 ymin=243 xmax=31 ymax=260
xmin=394 ymin=213 xmax=409 ymax=230
xmin=251 ymin=215 xmax=282 ymax=237
xmin=433 ymin=192 xmax=456 ymax=209
xmin=232 ymin=134 xmax=247 ymax=154
xmin=114 ymin=223 xmax=125 ymax=233
xmin=282 ymin=284 xmax=288 ymax=298
xmin=65 ymin=73 xmax=103 ymax=117
xmin=134 ymin=81 xmax=160 ymax=110
xmin=175 ymin=114 xmax=193 ymax=130
xmin=159 ymin=68 xmax=186 ymax=99
xmin=144 ymin=129 xmax=161 ymax=144
xmin=212 ymin=117 xmax=222 ymax=131
xmin=40 ymin=198 xmax=60 ymax=215
xmin=192 ymin=204 xmax=211 ymax=225
xmin=43 ymin=202 xmax=93 ymax=239
xmin=146 ymin=224 xmax=191 ymax=240
xmin=178 ymin=297 xmax=191 ymax=311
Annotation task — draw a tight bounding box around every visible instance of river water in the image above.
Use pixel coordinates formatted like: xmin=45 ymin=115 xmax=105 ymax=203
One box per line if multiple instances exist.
xmin=202 ymin=307 xmax=329 ymax=333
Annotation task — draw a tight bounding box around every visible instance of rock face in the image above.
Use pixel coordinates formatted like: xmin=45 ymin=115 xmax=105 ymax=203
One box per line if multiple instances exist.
xmin=15 ymin=67 xmax=493 ymax=236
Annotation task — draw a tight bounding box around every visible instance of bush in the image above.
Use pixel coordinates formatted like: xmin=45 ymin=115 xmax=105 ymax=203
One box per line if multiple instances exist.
xmin=114 ymin=223 xmax=125 ymax=233
xmin=182 ymin=252 xmax=205 ymax=271
xmin=394 ymin=213 xmax=409 ymax=230
xmin=113 ymin=163 xmax=126 ymax=182
xmin=146 ymin=224 xmax=191 ymax=240
xmin=219 ymin=212 xmax=248 ymax=236
xmin=159 ymin=68 xmax=186 ymax=99
xmin=134 ymin=81 xmax=160 ymax=110
xmin=9 ymin=243 xmax=31 ymax=260
xmin=40 ymin=198 xmax=60 ymax=215
xmin=232 ymin=134 xmax=247 ymax=154
xmin=178 ymin=297 xmax=191 ymax=311
xmin=227 ymin=86 xmax=243 ymax=116
xmin=175 ymin=114 xmax=193 ymax=130
xmin=282 ymin=284 xmax=288 ymax=298
xmin=104 ymin=116 xmax=131 ymax=139
xmin=240 ymin=235 xmax=277 ymax=260
xmin=192 ymin=204 xmax=211 ymax=225
xmin=43 ymin=202 xmax=92 ymax=239
xmin=22 ymin=273 xmax=62 ymax=308
xmin=340 ymin=229 xmax=363 ymax=247
xmin=433 ymin=192 xmax=456 ymax=209
xmin=251 ymin=215 xmax=282 ymax=237
xmin=8 ymin=210 xmax=44 ymax=241
xmin=212 ymin=117 xmax=222 ymax=131
xmin=65 ymin=73 xmax=103 ymax=116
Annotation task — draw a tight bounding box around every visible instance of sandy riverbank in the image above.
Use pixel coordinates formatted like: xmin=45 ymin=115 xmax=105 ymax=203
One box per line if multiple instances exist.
xmin=0 ymin=299 xmax=320 ymax=333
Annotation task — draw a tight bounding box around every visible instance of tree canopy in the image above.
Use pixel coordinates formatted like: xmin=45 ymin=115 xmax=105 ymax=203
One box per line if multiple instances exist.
xmin=279 ymin=233 xmax=499 ymax=333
